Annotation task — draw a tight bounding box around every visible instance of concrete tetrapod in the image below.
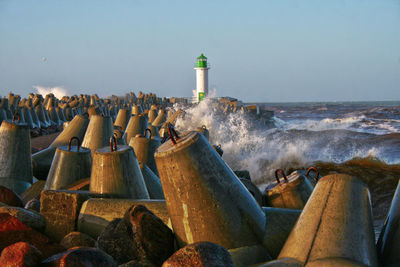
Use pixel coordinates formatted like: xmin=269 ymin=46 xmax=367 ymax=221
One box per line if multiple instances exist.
xmin=263 ymin=169 xmax=314 ymax=209
xmin=140 ymin=163 xmax=164 ymax=199
xmin=154 ymin=130 xmax=266 ymax=249
xmin=147 ymin=108 xmax=158 ymax=123
xmin=377 ymin=179 xmax=400 ymax=266
xmin=32 ymin=114 xmax=89 ymax=179
xmin=89 ymin=138 xmax=149 ymax=199
xmin=129 ymin=129 xmax=161 ymax=176
xmin=265 ymin=174 xmax=378 ymax=266
xmin=114 ymin=108 xmax=131 ymax=131
xmin=151 ymin=109 xmax=166 ymax=127
xmin=44 ymin=137 xmax=92 ymax=190
xmin=81 ymin=115 xmax=113 ymax=154
xmin=123 ymin=114 xmax=148 ymax=144
xmin=0 ymin=120 xmax=33 ymax=194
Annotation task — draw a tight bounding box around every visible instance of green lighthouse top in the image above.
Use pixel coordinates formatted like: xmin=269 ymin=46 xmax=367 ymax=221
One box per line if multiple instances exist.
xmin=196 ymin=53 xmax=208 ymax=68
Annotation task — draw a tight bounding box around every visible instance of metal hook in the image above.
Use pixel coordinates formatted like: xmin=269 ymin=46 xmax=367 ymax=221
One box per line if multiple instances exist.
xmin=306 ymin=166 xmax=320 ymax=182
xmin=68 ymin=136 xmax=80 ymax=152
xmin=167 ymin=123 xmax=180 ymax=145
xmin=275 ymin=169 xmax=288 ymax=184
xmin=144 ymin=128 xmax=152 ymax=138
xmin=110 ymin=136 xmax=117 ymax=152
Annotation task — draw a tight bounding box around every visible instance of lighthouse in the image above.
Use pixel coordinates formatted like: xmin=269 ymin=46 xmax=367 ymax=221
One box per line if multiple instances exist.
xmin=194 ymin=53 xmax=210 ymax=102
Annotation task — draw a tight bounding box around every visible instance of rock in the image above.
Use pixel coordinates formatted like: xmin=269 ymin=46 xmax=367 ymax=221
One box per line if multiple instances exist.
xmin=0 ymin=242 xmax=42 ymax=267
xmin=21 ymin=180 xmax=45 ymax=205
xmin=40 ymin=190 xmax=90 ymax=241
xmin=97 ymin=218 xmax=138 ymax=264
xmin=0 ymin=206 xmax=46 ymax=232
xmin=162 ymin=242 xmax=234 ymax=267
xmin=0 ymin=213 xmax=65 ymax=259
xmin=42 ymin=247 xmax=117 ymax=267
xmin=0 ymin=185 xmax=23 ymax=207
xmin=97 ymin=204 xmax=175 ymax=266
xmin=127 ymin=205 xmax=175 ymax=266
xmin=119 ymin=259 xmax=155 ymax=267
xmin=60 ymin=232 xmax=96 ymax=249
xmin=25 ymin=198 xmax=41 ymax=212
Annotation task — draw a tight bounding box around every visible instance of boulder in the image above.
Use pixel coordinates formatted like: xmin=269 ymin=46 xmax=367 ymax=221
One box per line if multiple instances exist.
xmin=0 ymin=242 xmax=42 ymax=267
xmin=127 ymin=205 xmax=175 ymax=266
xmin=97 ymin=204 xmax=175 ymax=265
xmin=97 ymin=218 xmax=138 ymax=264
xmin=162 ymin=242 xmax=234 ymax=267
xmin=0 ymin=213 xmax=65 ymax=259
xmin=60 ymin=231 xmax=96 ymax=249
xmin=0 ymin=185 xmax=23 ymax=207
xmin=42 ymin=247 xmax=117 ymax=267
xmin=0 ymin=206 xmax=46 ymax=232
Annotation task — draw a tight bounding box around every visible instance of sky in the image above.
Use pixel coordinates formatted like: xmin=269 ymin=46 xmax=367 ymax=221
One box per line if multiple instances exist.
xmin=0 ymin=0 xmax=399 ymax=102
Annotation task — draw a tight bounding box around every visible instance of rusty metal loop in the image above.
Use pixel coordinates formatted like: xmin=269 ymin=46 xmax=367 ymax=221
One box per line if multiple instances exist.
xmin=12 ymin=113 xmax=20 ymax=123
xmin=110 ymin=136 xmax=117 ymax=152
xmin=306 ymin=166 xmax=319 ymax=182
xmin=68 ymin=136 xmax=80 ymax=152
xmin=275 ymin=169 xmax=288 ymax=184
xmin=144 ymin=128 xmax=152 ymax=138
xmin=167 ymin=123 xmax=180 ymax=145
xmin=202 ymin=125 xmax=207 ymax=129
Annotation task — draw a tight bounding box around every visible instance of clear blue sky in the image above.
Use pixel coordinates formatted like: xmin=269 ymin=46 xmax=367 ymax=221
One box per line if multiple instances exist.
xmin=0 ymin=0 xmax=399 ymax=102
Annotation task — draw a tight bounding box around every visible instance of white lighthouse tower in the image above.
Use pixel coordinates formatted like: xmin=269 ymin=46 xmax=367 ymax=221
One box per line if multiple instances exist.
xmin=194 ymin=53 xmax=210 ymax=102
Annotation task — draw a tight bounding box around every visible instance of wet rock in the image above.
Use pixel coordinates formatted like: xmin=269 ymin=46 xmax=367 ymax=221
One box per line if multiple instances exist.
xmin=42 ymin=247 xmax=117 ymax=267
xmin=60 ymin=231 xmax=96 ymax=249
xmin=127 ymin=205 xmax=175 ymax=266
xmin=97 ymin=218 xmax=138 ymax=264
xmin=0 ymin=206 xmax=46 ymax=232
xmin=0 ymin=213 xmax=65 ymax=259
xmin=0 ymin=242 xmax=42 ymax=267
xmin=24 ymin=198 xmax=41 ymax=212
xmin=162 ymin=241 xmax=234 ymax=267
xmin=0 ymin=185 xmax=23 ymax=207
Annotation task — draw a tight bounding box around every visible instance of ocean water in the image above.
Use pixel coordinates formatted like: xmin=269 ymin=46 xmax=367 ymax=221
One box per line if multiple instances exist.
xmin=174 ymin=98 xmax=400 ymax=224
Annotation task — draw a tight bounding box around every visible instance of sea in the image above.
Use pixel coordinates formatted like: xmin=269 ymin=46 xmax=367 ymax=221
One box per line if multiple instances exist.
xmin=174 ymin=98 xmax=400 ymax=232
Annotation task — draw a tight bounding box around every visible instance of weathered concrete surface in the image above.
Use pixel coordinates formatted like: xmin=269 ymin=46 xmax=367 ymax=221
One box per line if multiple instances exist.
xmin=123 ymin=114 xmax=147 ymax=144
xmin=44 ymin=145 xmax=91 ymax=190
xmin=263 ymin=170 xmax=314 ymax=209
xmin=262 ymin=207 xmax=301 ymax=259
xmin=21 ymin=180 xmax=45 ymax=205
xmin=32 ymin=114 xmax=89 ymax=179
xmin=155 ymin=131 xmax=266 ymax=249
xmin=114 ymin=108 xmax=131 ymax=131
xmin=89 ymin=145 xmax=149 ymax=199
xmin=40 ymin=190 xmax=90 ymax=242
xmin=81 ymin=115 xmax=113 ymax=153
xmin=277 ymin=174 xmax=378 ymax=267
xmin=140 ymin=164 xmax=164 ymax=199
xmin=0 ymin=121 xmax=32 ymax=183
xmin=377 ymin=179 xmax=400 ymax=267
xmin=129 ymin=134 xmax=161 ymax=176
xmin=78 ymin=198 xmax=169 ymax=238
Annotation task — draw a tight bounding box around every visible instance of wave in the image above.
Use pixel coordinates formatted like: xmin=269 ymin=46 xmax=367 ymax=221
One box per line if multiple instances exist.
xmin=174 ymin=97 xmax=400 ymax=187
xmin=33 ymin=85 xmax=68 ymax=99
xmin=276 ymin=116 xmax=400 ymax=135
